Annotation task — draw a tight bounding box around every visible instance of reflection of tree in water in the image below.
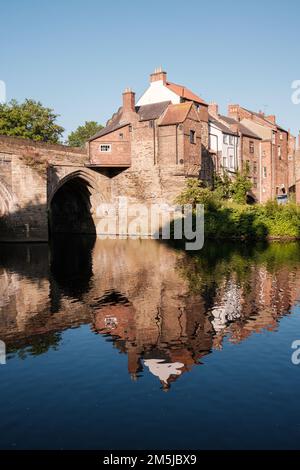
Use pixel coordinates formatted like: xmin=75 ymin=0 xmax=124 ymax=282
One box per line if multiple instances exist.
xmin=7 ymin=331 xmax=62 ymax=360
xmin=2 ymin=238 xmax=300 ymax=390
xmin=176 ymin=241 xmax=300 ymax=347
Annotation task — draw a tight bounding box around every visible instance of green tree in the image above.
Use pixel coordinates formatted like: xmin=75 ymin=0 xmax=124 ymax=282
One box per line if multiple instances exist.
xmin=0 ymin=99 xmax=64 ymax=143
xmin=231 ymin=170 xmax=252 ymax=204
xmin=213 ymin=170 xmax=232 ymax=199
xmin=175 ymin=178 xmax=221 ymax=211
xmin=67 ymin=121 xmax=103 ymax=147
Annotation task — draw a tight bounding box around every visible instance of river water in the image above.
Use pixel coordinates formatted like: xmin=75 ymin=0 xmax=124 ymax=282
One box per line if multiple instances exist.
xmin=0 ymin=237 xmax=300 ymax=449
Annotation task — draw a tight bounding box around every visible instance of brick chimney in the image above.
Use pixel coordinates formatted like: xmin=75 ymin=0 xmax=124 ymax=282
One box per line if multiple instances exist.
xmin=150 ymin=66 xmax=167 ymax=84
xmin=266 ymin=114 xmax=276 ymax=124
xmin=228 ymin=104 xmax=240 ymax=121
xmin=122 ymin=88 xmax=135 ymax=112
xmin=208 ymin=103 xmax=219 ymax=116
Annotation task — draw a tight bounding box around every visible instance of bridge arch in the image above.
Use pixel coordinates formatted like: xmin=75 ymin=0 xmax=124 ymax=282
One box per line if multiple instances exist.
xmin=48 ymin=169 xmax=107 ymax=235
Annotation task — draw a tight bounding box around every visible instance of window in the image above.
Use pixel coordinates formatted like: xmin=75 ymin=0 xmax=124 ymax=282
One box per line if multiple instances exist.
xmin=223 ymin=135 xmax=228 ymax=144
xmin=278 ymin=146 xmax=281 ymax=159
xmin=253 ymin=162 xmax=257 ymax=174
xmin=229 ymin=135 xmax=234 ymax=145
xmin=149 ymin=120 xmax=154 ymax=128
xmin=280 ymin=133 xmax=283 ymax=141
xmin=190 ymin=130 xmax=196 ymax=144
xmin=222 ymin=157 xmax=228 ymax=168
xmin=99 ymin=144 xmax=111 ymax=152
xmin=263 ymin=167 xmax=267 ymax=178
xmin=249 ymin=141 xmax=255 ymax=153
xmin=119 ymin=133 xmax=124 ymax=140
xmin=229 ymin=155 xmax=234 ymax=169
xmin=253 ymin=177 xmax=258 ymax=189
xmin=272 ymin=132 xmax=276 ymax=144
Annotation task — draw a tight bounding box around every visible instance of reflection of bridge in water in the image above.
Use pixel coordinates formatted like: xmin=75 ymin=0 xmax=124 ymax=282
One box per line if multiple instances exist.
xmin=1 ymin=238 xmax=300 ymax=389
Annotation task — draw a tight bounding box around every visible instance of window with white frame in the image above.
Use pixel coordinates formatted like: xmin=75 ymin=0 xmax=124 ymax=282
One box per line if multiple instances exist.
xmin=229 ymin=135 xmax=234 ymax=145
xmin=223 ymin=135 xmax=228 ymax=144
xmin=99 ymin=144 xmax=111 ymax=152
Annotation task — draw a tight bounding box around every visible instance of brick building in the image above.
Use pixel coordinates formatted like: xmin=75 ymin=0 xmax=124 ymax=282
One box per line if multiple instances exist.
xmin=227 ymin=105 xmax=293 ymax=201
xmin=89 ymin=69 xmax=295 ymax=205
xmin=208 ymin=104 xmax=263 ymax=202
xmin=88 ymin=68 xmax=212 ymax=206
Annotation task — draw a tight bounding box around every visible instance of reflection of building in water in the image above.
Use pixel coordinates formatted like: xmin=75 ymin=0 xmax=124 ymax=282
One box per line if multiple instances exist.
xmin=1 ymin=239 xmax=300 ymax=388
xmin=92 ymin=288 xmax=213 ymax=390
xmin=210 ymin=263 xmax=300 ymax=348
xmin=211 ymin=280 xmax=242 ymax=333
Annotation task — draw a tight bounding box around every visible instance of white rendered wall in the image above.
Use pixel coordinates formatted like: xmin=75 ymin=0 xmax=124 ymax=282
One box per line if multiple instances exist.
xmin=136 ymin=80 xmax=180 ymax=106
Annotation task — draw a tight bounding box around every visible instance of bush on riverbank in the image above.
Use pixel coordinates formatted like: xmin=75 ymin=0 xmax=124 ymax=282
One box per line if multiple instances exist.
xmin=175 ymin=179 xmax=300 ymax=240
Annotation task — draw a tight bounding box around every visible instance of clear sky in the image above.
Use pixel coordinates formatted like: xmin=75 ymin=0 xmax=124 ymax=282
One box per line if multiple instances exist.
xmin=1 ymin=0 xmax=300 ymax=138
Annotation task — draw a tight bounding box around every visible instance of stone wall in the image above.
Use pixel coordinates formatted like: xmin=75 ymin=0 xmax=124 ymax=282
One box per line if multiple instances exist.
xmin=0 ymin=135 xmax=90 ymax=241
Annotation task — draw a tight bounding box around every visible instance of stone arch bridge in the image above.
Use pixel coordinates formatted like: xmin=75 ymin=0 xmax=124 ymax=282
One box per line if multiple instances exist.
xmin=0 ymin=135 xmax=113 ymax=241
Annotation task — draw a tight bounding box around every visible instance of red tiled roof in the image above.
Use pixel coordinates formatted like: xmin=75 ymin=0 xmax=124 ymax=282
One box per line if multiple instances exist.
xmin=159 ymin=102 xmax=193 ymax=126
xmin=166 ymin=82 xmax=208 ymax=105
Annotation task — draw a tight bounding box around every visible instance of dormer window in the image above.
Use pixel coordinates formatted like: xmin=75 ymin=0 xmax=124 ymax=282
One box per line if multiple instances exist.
xmin=99 ymin=144 xmax=111 ymax=152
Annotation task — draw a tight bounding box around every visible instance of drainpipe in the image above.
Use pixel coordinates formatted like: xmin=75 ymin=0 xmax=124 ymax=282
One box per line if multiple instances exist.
xmin=259 ymin=141 xmax=262 ymax=203
xmin=271 ymin=140 xmax=274 ymax=199
xmin=240 ymin=133 xmax=243 ymax=172
xmin=235 ymin=135 xmax=238 ymax=172
xmin=210 ymin=132 xmax=219 ymax=174
xmin=153 ymin=121 xmax=156 ymax=164
xmin=175 ymin=124 xmax=178 ymax=164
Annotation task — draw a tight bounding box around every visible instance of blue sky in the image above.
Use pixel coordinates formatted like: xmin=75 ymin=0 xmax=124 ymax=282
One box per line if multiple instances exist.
xmin=1 ymin=0 xmax=300 ymax=138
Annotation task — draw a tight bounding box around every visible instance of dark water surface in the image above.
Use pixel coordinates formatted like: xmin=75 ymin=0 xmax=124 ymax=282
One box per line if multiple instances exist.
xmin=1 ymin=236 xmax=300 ymax=450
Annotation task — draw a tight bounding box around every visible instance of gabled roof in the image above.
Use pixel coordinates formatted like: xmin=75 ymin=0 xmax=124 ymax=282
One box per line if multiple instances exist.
xmin=219 ymin=115 xmax=261 ymax=140
xmin=159 ymin=102 xmax=194 ymax=126
xmin=241 ymin=107 xmax=288 ymax=132
xmin=239 ymin=123 xmax=262 ymax=140
xmin=165 ymin=81 xmax=208 ymax=106
xmin=241 ymin=107 xmax=276 ymax=128
xmin=89 ymin=120 xmax=129 ymax=141
xmin=209 ymin=114 xmax=238 ymax=136
xmin=136 ymin=101 xmax=170 ymax=121
xmin=89 ymin=102 xmax=171 ymax=141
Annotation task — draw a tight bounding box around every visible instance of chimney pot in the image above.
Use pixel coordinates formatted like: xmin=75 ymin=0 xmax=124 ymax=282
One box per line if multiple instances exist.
xmin=209 ymin=103 xmax=219 ymax=116
xmin=122 ymin=88 xmax=135 ymax=112
xmin=150 ymin=67 xmax=167 ymax=84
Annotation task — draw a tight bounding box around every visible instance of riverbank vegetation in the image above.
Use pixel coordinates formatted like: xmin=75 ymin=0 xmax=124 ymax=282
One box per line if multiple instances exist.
xmin=175 ymin=177 xmax=300 ymax=240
